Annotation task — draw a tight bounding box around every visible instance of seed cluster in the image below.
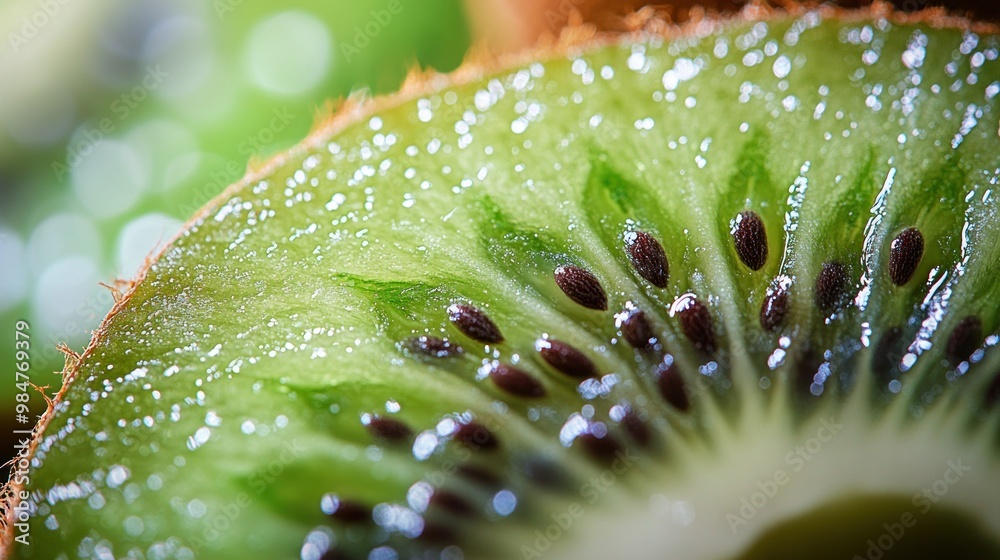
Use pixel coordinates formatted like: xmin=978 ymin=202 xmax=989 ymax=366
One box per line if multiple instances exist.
xmin=325 ymin=215 xmax=988 ymax=559
xmin=425 ymin=220 xmax=983 ymax=420
xmin=428 ymin=229 xmax=712 ymax=423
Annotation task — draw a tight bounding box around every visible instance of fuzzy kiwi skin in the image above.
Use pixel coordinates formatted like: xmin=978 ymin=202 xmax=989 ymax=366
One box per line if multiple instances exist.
xmin=6 ymin=7 xmax=1000 ymax=560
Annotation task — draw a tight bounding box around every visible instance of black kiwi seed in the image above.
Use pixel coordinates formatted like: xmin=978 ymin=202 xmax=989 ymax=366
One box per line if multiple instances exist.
xmin=625 ymin=230 xmax=669 ymax=288
xmin=985 ymin=372 xmax=1000 ymax=408
xmin=428 ymin=489 xmax=476 ymax=516
xmin=536 ymin=338 xmax=598 ymax=379
xmin=656 ymin=355 xmax=691 ymax=412
xmin=732 ymin=210 xmax=768 ymax=271
xmin=453 ymin=420 xmax=499 ymax=450
xmin=946 ymin=315 xmax=983 ymax=364
xmin=320 ymin=548 xmax=353 ymax=560
xmin=448 ymin=303 xmax=504 ymax=344
xmin=456 ymin=464 xmax=504 ymax=488
xmin=760 ymin=284 xmax=790 ymax=331
xmin=872 ymin=326 xmax=904 ymax=382
xmin=675 ymin=296 xmax=716 ymax=354
xmin=521 ymin=457 xmax=571 ymax=491
xmin=577 ymin=424 xmax=624 ymax=462
xmin=618 ymin=406 xmax=652 ymax=447
xmin=326 ymin=496 xmax=371 ymax=523
xmin=617 ymin=305 xmax=657 ymax=349
xmin=417 ymin=523 xmax=456 ymax=544
xmin=814 ymin=260 xmax=849 ymax=312
xmin=888 ymin=227 xmax=924 ymax=286
xmin=554 ymin=264 xmax=608 ymax=311
xmin=795 ymin=349 xmax=824 ymax=396
xmin=408 ymin=335 xmax=463 ymax=358
xmin=365 ymin=415 xmax=413 ymax=442
xmin=488 ymin=363 xmax=546 ymax=397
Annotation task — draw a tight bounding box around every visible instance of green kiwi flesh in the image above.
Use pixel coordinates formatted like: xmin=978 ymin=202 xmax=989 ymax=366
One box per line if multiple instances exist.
xmin=8 ymin=8 xmax=1000 ymax=560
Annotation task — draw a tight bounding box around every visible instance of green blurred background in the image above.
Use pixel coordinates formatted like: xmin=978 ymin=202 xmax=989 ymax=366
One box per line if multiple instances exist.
xmin=0 ymin=0 xmax=469 ymax=472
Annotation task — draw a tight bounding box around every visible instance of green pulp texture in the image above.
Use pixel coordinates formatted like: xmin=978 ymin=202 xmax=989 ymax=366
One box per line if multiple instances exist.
xmin=18 ymin=12 xmax=1000 ymax=560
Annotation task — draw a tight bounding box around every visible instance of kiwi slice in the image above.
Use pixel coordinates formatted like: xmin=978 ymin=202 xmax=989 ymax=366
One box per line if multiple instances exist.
xmin=7 ymin=7 xmax=1000 ymax=560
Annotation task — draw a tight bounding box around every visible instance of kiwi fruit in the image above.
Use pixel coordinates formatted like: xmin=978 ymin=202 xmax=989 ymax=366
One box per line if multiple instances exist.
xmin=5 ymin=5 xmax=1000 ymax=560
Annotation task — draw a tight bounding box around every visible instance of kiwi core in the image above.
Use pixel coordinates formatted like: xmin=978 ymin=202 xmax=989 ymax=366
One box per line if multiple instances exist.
xmin=737 ymin=496 xmax=1000 ymax=560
